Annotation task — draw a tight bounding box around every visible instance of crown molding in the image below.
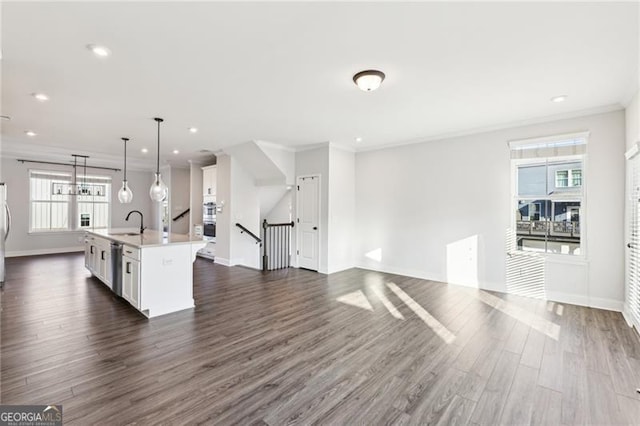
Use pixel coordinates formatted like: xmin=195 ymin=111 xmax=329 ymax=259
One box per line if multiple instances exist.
xmin=355 ymin=103 xmax=624 ymax=153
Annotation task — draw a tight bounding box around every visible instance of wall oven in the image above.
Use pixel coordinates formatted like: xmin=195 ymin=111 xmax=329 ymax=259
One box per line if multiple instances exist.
xmin=203 ymin=202 xmax=216 ymax=237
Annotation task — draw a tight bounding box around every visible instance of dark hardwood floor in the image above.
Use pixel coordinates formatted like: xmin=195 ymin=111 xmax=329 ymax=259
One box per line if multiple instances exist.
xmin=2 ymin=253 xmax=640 ymax=425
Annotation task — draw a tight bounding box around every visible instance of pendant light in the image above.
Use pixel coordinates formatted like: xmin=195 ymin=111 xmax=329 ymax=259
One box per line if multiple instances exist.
xmin=117 ymin=137 xmax=133 ymax=203
xmin=149 ymin=117 xmax=168 ymax=202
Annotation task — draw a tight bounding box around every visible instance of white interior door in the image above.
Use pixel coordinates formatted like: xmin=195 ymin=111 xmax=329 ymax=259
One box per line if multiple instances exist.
xmin=297 ymin=175 xmax=320 ymax=271
xmin=625 ymin=151 xmax=640 ymax=331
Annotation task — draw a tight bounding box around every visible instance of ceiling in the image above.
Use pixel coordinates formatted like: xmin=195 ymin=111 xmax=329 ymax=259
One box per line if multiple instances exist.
xmin=1 ymin=2 xmax=638 ymax=168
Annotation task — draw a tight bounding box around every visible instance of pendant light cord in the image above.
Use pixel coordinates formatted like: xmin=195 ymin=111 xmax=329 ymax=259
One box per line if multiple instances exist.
xmin=122 ymin=138 xmax=128 ymax=181
xmin=157 ymin=120 xmax=160 ymax=174
xmin=154 ymin=118 xmax=163 ymax=175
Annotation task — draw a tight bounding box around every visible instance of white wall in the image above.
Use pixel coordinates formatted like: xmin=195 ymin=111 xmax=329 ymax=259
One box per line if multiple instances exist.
xmin=230 ymin=156 xmax=261 ymax=268
xmin=265 ymin=189 xmax=293 ymax=223
xmin=215 ymin=154 xmax=231 ymax=264
xmin=327 ymin=145 xmax=355 ymax=274
xmin=626 ymin=91 xmax=639 ymax=150
xmin=355 ymin=110 xmax=626 ymax=310
xmin=295 ymin=145 xmax=330 ymax=272
xmin=257 ymin=141 xmax=296 ymax=185
xmin=189 ymin=161 xmax=205 ymax=233
xmin=169 ymin=167 xmax=190 ymax=234
xmin=1 ymin=157 xmax=153 ymax=256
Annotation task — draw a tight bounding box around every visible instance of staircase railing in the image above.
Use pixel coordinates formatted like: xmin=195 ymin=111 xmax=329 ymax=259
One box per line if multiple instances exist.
xmin=235 ymin=223 xmax=262 ymax=245
xmin=262 ymin=219 xmax=294 ymax=271
xmin=172 ymin=208 xmax=190 ymax=222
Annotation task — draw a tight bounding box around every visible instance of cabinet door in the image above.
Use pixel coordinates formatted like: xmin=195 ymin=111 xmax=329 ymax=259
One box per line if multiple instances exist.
xmin=98 ymin=247 xmax=108 ymax=281
xmin=122 ymin=257 xmax=140 ymax=309
xmin=89 ymin=245 xmax=98 ymax=274
xmin=201 ymin=168 xmax=211 ymax=196
xmin=129 ymin=260 xmax=140 ymax=308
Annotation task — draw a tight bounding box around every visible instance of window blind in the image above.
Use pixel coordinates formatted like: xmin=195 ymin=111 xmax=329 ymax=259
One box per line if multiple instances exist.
xmin=627 ymin=154 xmax=640 ymax=331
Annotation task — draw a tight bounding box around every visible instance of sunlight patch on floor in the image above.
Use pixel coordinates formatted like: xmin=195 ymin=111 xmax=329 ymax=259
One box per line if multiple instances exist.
xmin=370 ymin=286 xmax=405 ymax=320
xmin=477 ymin=291 xmax=561 ymax=340
xmin=386 ymin=282 xmax=456 ymax=344
xmin=336 ymin=290 xmax=373 ymax=311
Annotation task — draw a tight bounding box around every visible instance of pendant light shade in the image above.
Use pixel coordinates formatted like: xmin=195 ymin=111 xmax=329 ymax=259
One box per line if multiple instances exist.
xmin=149 ymin=118 xmax=168 ymax=202
xmin=117 ymin=137 xmax=134 ymax=203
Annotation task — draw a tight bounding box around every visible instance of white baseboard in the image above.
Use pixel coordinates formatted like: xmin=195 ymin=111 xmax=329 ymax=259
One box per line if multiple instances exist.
xmin=215 ymin=257 xmax=231 ymax=267
xmin=589 ymin=296 xmax=624 ymax=312
xmin=6 ymin=246 xmax=84 ymax=258
xmin=354 ymin=261 xmax=445 ymax=283
xmin=546 ymin=291 xmax=623 ymax=312
xmin=326 ymin=264 xmax=356 ymax=275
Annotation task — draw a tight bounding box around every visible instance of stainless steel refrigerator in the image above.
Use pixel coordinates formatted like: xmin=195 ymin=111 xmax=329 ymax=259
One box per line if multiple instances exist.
xmin=0 ymin=183 xmax=11 ymax=286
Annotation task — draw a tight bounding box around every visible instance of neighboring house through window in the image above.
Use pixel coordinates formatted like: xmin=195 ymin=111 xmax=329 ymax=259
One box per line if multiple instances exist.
xmin=510 ymin=133 xmax=587 ymax=256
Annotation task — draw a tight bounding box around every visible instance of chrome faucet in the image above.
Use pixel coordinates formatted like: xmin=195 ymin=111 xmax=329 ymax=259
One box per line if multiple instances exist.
xmin=125 ymin=210 xmax=146 ymax=234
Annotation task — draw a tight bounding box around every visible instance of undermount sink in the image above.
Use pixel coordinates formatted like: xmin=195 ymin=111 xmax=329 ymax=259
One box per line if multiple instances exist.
xmin=110 ymin=232 xmax=140 ymax=237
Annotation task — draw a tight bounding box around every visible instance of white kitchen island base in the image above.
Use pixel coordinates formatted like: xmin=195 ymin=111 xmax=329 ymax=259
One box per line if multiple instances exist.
xmin=86 ymin=229 xmax=206 ymax=318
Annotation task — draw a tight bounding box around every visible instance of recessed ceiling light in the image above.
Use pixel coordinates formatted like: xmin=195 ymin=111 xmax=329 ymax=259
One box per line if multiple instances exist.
xmin=353 ymin=70 xmax=386 ymax=92
xmin=141 ymin=148 xmax=149 ymax=154
xmin=172 ymin=149 xmax=179 ymax=154
xmin=355 ymin=137 xmax=363 ymax=143
xmin=25 ymin=130 xmax=37 ymax=137
xmin=32 ymin=93 xmax=49 ymax=102
xmin=551 ymin=95 xmax=568 ymax=103
xmin=87 ymin=44 xmax=111 ymax=57
xmin=189 ymin=127 xmax=198 ymax=133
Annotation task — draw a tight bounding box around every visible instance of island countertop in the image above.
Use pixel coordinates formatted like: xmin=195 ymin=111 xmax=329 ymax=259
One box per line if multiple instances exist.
xmin=86 ymin=228 xmax=206 ymax=248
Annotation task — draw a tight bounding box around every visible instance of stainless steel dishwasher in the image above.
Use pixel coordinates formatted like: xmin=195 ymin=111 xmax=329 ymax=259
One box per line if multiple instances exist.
xmin=110 ymin=242 xmax=123 ymax=296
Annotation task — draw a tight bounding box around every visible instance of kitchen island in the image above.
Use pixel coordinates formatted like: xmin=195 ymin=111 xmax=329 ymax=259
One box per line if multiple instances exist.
xmin=85 ymin=229 xmax=207 ymax=318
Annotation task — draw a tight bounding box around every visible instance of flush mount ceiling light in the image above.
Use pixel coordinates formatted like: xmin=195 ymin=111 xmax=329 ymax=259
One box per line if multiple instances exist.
xmin=32 ymin=93 xmax=49 ymax=102
xmin=353 ymin=70 xmax=385 ymax=92
xmin=551 ymin=95 xmax=568 ymax=103
xmin=117 ymin=137 xmax=133 ymax=204
xmin=87 ymin=44 xmax=111 ymax=57
xmin=188 ymin=127 xmax=198 ymax=133
xmin=355 ymin=137 xmax=363 ymax=143
xmin=149 ymin=117 xmax=168 ymax=202
xmin=25 ymin=130 xmax=37 ymax=137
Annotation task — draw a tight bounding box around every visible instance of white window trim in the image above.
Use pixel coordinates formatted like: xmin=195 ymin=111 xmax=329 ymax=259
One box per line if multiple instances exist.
xmin=510 ymin=152 xmax=588 ymax=260
xmin=28 ymin=168 xmax=113 ymax=233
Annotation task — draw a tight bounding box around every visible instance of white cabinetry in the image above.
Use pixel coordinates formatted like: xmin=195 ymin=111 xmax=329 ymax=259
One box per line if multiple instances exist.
xmin=85 ymin=229 xmax=206 ymax=318
xmin=202 ymin=165 xmax=217 ymax=199
xmin=85 ymin=234 xmax=112 ymax=289
xmin=122 ymin=245 xmax=141 ymax=309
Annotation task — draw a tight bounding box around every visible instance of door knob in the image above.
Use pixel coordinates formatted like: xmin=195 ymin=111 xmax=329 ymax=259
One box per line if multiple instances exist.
xmin=313 ymin=226 xmax=318 ymax=230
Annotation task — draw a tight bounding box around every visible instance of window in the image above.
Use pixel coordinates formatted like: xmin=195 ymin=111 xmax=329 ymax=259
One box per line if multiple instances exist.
xmin=510 ymin=134 xmax=586 ymax=256
xmin=29 ymin=170 xmax=111 ymax=232
xmin=555 ymin=169 xmax=582 ymax=188
xmin=555 ymin=170 xmax=568 ymax=187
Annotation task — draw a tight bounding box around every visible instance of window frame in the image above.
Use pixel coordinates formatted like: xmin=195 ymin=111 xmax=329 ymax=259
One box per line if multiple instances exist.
xmin=511 ymin=152 xmax=587 ymax=260
xmin=28 ymin=169 xmax=113 ymax=234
